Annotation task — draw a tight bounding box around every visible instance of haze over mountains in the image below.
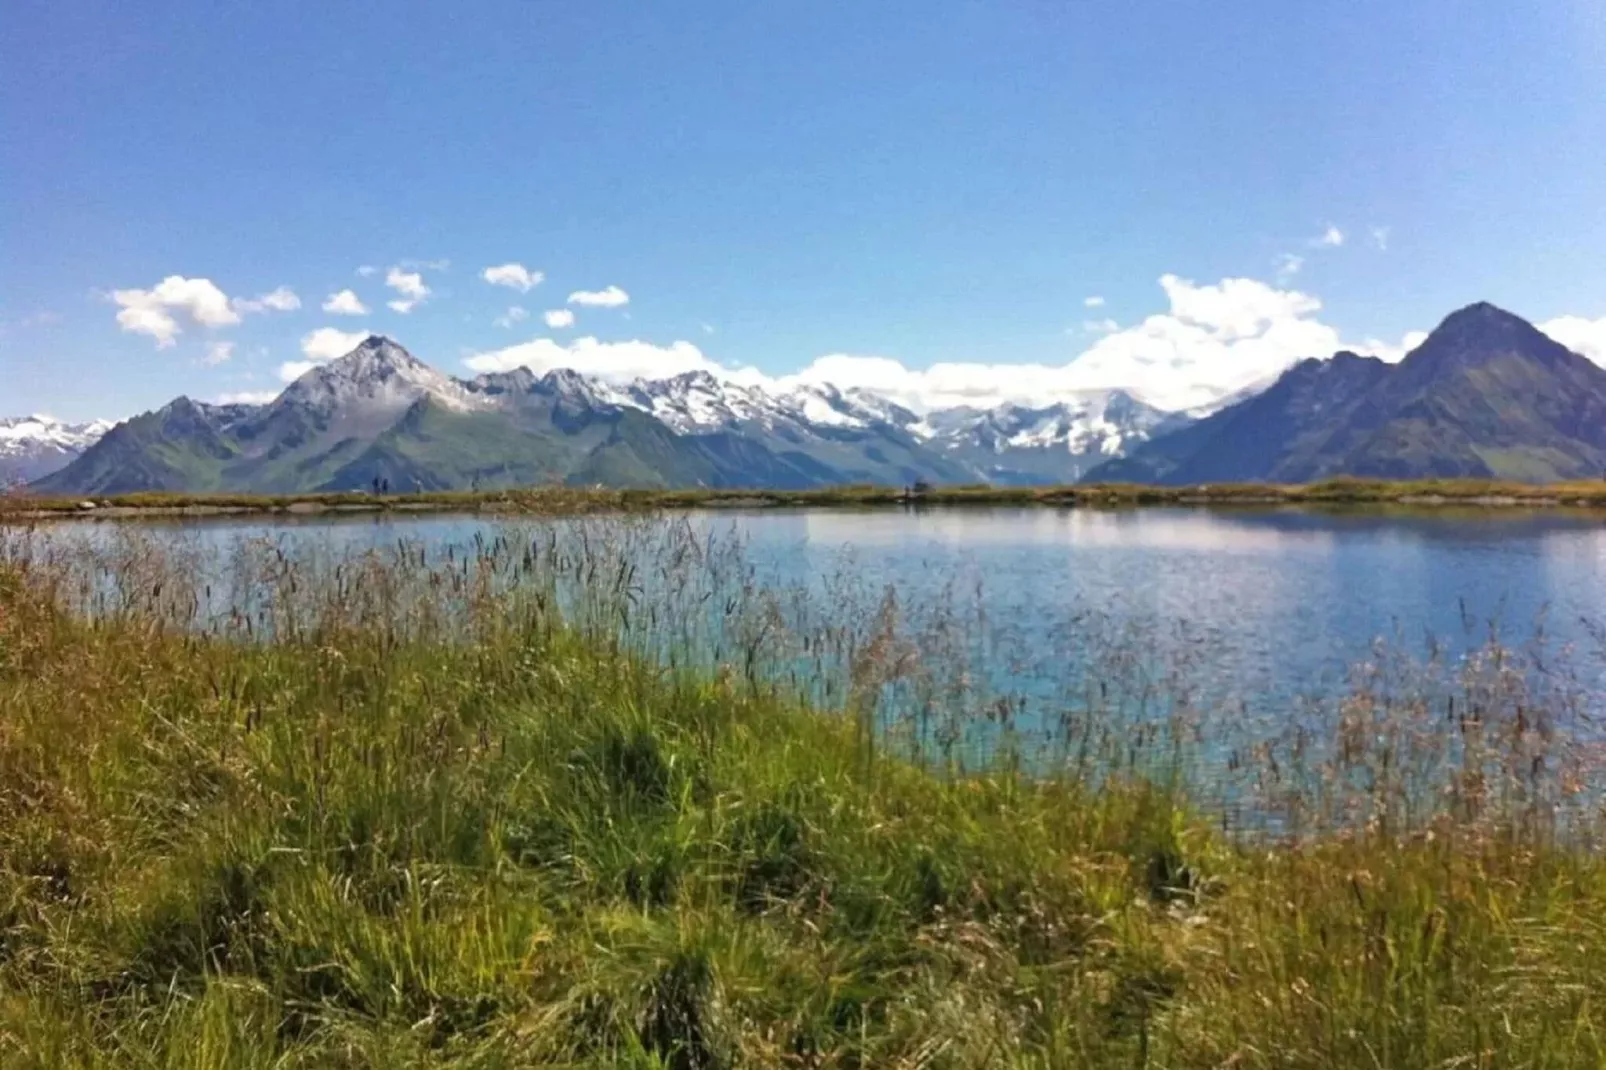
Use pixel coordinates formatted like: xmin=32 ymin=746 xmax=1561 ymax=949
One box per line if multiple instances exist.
xmin=23 ymin=303 xmax=1606 ymax=494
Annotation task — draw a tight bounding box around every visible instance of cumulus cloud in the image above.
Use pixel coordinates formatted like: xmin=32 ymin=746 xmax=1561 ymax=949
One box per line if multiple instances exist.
xmin=232 ymin=286 xmax=300 ymax=314
xmin=300 ymin=327 xmax=372 ymax=362
xmin=1542 ymin=314 xmax=1606 ymax=367
xmin=356 ymin=265 xmax=379 ymax=277
xmin=322 ymin=289 xmax=368 ymax=315
xmin=1082 ymin=318 xmax=1120 ymax=334
xmin=1313 ymin=225 xmax=1345 ymax=248
xmin=464 ymin=336 xmax=716 ymax=380
xmin=202 ymin=341 xmax=235 ymax=366
xmin=1083 ymin=296 xmax=1106 ymax=308
xmin=213 ymin=389 xmax=279 ymax=406
xmin=112 ymin=276 xmax=241 ymax=347
xmin=568 ymin=285 xmax=630 ymax=308
xmin=1275 ymin=253 xmax=1305 ymax=280
xmin=544 ymin=308 xmax=576 ymax=329
xmin=781 ymin=274 xmax=1407 ymax=413
xmin=495 ymin=306 xmax=529 ymax=328
xmin=482 ymin=263 xmax=544 ymax=292
xmin=462 ymin=274 xmax=1437 ymax=413
xmin=1356 ymin=330 xmax=1430 ymax=364
xmin=385 ymin=267 xmax=430 ymax=314
xmin=278 ymin=361 xmax=317 ymax=382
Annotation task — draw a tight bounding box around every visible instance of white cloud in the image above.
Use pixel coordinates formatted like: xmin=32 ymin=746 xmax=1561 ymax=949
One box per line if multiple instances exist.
xmin=1542 ymin=314 xmax=1606 ymax=367
xmin=783 ymin=274 xmax=1388 ymax=413
xmin=464 ymin=336 xmax=716 ymax=380
xmin=1083 ymin=319 xmax=1120 ymax=334
xmin=322 ymin=289 xmax=368 ymax=315
xmin=495 ymin=306 xmax=529 ymax=328
xmin=1359 ymin=330 xmax=1430 ymax=364
xmin=112 ymin=275 xmax=241 ymax=347
xmin=385 ymin=267 xmax=430 ymax=314
xmin=202 ymin=341 xmax=235 ymax=366
xmin=1275 ymin=253 xmax=1305 ymax=279
xmin=482 ymin=263 xmax=544 ymax=292
xmin=1313 ymin=225 xmax=1345 ymax=248
xmin=467 ymin=275 xmax=1606 ymax=417
xmin=232 ymin=286 xmax=301 ymax=314
xmin=1083 ymin=296 xmax=1106 ymax=308
xmin=284 ymin=322 xmax=373 ymax=380
xmin=388 ymin=268 xmax=429 ymax=298
xmin=1370 ymin=226 xmax=1391 ymax=251
xmin=701 ymin=322 xmax=716 ymax=336
xmin=213 ymin=389 xmax=279 ymax=406
xmin=568 ymin=285 xmax=630 ymax=308
xmin=544 ymin=308 xmax=576 ymax=329
xmin=356 ymin=265 xmax=379 ymax=277
xmin=300 ymin=326 xmax=371 ymax=362
xmin=462 ymin=274 xmax=1431 ymax=413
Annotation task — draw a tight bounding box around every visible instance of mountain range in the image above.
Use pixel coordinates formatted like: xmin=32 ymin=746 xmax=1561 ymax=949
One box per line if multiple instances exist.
xmin=32 ymin=338 xmax=1172 ymax=495
xmin=1089 ymin=302 xmax=1606 ymax=484
xmin=23 ymin=302 xmax=1606 ymax=495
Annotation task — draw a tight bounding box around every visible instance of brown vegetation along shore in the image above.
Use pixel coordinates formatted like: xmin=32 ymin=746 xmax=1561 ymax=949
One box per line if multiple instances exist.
xmin=5 ymin=476 xmax=1606 ymax=521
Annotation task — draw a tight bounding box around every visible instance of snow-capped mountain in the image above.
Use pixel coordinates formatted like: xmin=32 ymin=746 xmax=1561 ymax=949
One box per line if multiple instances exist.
xmin=911 ymin=392 xmax=1184 ymax=485
xmin=0 ymin=414 xmax=115 ymax=484
xmin=266 ymin=337 xmax=480 ymax=422
xmin=614 ymin=370 xmax=915 ymax=436
xmin=36 ymin=336 xmax=1191 ymax=494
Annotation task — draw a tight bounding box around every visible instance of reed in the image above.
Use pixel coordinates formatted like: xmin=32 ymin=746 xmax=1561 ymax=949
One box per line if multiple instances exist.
xmin=1 ymin=519 xmax=1603 ymax=1067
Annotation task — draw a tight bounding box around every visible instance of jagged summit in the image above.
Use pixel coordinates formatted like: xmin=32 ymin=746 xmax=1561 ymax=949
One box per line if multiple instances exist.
xmin=273 ymin=336 xmax=477 ymax=415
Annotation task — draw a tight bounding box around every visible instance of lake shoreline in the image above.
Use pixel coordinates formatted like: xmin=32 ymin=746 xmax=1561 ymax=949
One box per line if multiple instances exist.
xmin=7 ymin=476 xmax=1606 ymax=521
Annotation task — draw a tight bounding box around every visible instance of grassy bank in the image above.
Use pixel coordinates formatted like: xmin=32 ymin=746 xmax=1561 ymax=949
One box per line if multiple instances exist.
xmin=2 ymin=527 xmax=1605 ymax=1067
xmin=7 ymin=475 xmax=1606 ymax=520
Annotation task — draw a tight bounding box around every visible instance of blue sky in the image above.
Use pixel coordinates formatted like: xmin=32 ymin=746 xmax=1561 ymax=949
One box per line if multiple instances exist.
xmin=4 ymin=0 xmax=1605 ymax=420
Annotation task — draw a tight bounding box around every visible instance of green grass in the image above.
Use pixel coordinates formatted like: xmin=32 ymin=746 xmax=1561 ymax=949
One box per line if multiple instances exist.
xmin=7 ymin=474 xmax=1606 ymax=520
xmin=2 ymin=525 xmax=1605 ymax=1067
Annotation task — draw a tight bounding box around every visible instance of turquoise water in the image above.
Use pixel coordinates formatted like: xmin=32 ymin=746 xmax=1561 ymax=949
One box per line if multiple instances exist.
xmin=15 ymin=504 xmax=1606 ymax=734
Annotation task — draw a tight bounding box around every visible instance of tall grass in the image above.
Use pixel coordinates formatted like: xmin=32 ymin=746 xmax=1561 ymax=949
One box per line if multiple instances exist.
xmin=1 ymin=518 xmax=1604 ymax=1067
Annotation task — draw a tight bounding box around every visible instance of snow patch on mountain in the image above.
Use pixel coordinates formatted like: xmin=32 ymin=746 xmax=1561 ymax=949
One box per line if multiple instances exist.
xmin=1 ymin=414 xmax=115 ymax=453
xmin=270 ymin=336 xmax=482 ymax=420
xmin=0 ymin=415 xmax=116 ymax=483
xmin=922 ymin=392 xmax=1165 ymax=456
